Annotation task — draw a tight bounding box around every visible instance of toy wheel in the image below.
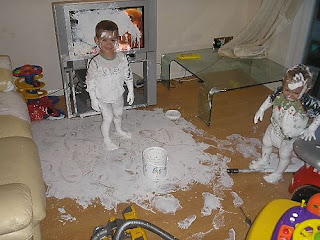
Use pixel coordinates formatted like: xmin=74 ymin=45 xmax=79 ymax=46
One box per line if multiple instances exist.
xmin=292 ymin=186 xmax=320 ymax=203
xmin=293 ymin=219 xmax=320 ymax=240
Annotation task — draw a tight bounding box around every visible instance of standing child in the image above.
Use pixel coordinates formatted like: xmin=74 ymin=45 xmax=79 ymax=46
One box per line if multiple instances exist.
xmin=86 ymin=20 xmax=134 ymax=151
xmin=250 ymin=64 xmax=320 ymax=184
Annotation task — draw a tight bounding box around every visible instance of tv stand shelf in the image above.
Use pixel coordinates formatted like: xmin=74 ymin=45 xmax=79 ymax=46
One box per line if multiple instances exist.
xmin=70 ymin=68 xmax=147 ymax=118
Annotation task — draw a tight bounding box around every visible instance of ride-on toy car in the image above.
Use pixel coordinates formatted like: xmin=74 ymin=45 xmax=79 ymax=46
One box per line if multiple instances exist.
xmin=246 ymin=193 xmax=320 ymax=240
xmin=246 ymin=128 xmax=320 ymax=240
xmin=289 ymin=127 xmax=320 ymax=202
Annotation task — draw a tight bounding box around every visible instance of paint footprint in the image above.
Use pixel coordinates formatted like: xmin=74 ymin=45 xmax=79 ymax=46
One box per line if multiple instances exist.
xmin=178 ymin=214 xmax=197 ymax=229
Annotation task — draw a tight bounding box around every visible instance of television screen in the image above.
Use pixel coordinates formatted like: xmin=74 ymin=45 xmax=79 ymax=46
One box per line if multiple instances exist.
xmin=68 ymin=5 xmax=144 ymax=58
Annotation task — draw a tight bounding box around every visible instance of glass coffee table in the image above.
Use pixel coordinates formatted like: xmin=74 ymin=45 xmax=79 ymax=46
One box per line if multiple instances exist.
xmin=161 ymin=48 xmax=287 ymax=125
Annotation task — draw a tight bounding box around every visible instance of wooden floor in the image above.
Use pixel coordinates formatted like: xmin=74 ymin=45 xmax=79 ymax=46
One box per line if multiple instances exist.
xmin=41 ymin=79 xmax=293 ymax=240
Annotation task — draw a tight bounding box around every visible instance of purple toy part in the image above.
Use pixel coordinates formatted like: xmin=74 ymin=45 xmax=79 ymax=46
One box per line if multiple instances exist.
xmin=272 ymin=206 xmax=320 ymax=240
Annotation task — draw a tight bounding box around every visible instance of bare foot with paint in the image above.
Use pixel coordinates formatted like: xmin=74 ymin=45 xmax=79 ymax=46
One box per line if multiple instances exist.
xmin=114 ymin=130 xmax=131 ymax=139
xmin=249 ymin=159 xmax=269 ymax=170
xmin=263 ymin=173 xmax=283 ymax=184
xmin=104 ymin=139 xmax=118 ymax=151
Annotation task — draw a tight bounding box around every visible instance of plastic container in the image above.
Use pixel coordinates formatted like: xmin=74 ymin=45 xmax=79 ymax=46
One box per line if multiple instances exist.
xmin=165 ymin=110 xmax=181 ymax=121
xmin=142 ymin=147 xmax=168 ymax=181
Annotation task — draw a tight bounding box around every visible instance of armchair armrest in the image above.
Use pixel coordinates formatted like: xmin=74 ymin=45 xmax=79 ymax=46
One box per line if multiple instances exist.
xmin=0 ymin=183 xmax=33 ymax=235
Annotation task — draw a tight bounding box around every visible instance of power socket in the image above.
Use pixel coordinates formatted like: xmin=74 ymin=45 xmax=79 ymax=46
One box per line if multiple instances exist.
xmin=213 ymin=36 xmax=233 ymax=49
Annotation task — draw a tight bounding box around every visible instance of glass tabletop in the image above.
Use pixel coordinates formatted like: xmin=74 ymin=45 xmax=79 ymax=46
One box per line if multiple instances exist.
xmin=161 ymin=48 xmax=287 ymax=89
xmin=160 ymin=48 xmax=288 ymax=125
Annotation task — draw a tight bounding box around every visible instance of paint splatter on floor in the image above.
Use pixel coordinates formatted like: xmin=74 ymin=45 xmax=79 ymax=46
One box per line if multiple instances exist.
xmin=178 ymin=214 xmax=197 ymax=229
xmin=32 ymin=109 xmax=232 ymax=213
xmin=32 ymin=108 xmax=302 ymax=232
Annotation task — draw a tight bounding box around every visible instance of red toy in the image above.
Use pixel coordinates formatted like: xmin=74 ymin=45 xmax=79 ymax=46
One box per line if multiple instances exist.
xmin=289 ymin=127 xmax=320 ymax=202
xmin=27 ymin=96 xmax=64 ymax=121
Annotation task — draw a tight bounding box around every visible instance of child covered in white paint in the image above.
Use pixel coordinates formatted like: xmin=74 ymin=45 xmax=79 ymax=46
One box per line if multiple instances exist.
xmin=250 ymin=64 xmax=320 ymax=184
xmin=86 ymin=20 xmax=134 ymax=151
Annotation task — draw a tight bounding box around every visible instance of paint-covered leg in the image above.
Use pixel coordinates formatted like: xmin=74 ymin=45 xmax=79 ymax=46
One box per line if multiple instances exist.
xmin=263 ymin=140 xmax=293 ymax=184
xmin=112 ymin=96 xmax=131 ymax=139
xmin=113 ymin=116 xmax=131 ymax=139
xmin=100 ymin=103 xmax=118 ymax=151
xmin=249 ymin=125 xmax=273 ymax=170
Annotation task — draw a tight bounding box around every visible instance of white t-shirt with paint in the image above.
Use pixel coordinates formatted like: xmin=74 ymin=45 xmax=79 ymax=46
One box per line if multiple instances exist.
xmin=86 ymin=52 xmax=133 ymax=103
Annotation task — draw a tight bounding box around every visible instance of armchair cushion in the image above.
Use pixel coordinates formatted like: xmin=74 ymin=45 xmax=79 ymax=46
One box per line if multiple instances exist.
xmin=0 ymin=183 xmax=33 ymax=237
xmin=0 ymin=91 xmax=30 ymax=123
xmin=0 ymin=137 xmax=46 ymax=223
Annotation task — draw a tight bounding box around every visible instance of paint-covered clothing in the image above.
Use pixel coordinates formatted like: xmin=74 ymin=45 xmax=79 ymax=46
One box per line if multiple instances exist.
xmin=86 ymin=52 xmax=133 ymax=103
xmin=269 ymin=86 xmax=320 ymax=140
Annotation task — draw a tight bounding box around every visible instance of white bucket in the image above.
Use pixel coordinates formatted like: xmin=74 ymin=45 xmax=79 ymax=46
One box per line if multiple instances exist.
xmin=142 ymin=147 xmax=168 ymax=181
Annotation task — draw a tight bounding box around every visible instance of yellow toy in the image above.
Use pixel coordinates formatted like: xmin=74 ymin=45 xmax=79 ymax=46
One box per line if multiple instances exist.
xmin=91 ymin=205 xmax=178 ymax=240
xmin=247 ymin=193 xmax=320 ymax=240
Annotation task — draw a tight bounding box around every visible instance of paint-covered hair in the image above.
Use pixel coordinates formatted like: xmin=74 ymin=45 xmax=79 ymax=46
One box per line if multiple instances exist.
xmin=284 ymin=64 xmax=313 ymax=89
xmin=95 ymin=20 xmax=119 ymax=38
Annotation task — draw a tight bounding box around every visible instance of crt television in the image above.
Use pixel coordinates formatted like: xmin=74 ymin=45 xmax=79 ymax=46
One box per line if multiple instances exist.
xmin=52 ymin=0 xmax=156 ymax=62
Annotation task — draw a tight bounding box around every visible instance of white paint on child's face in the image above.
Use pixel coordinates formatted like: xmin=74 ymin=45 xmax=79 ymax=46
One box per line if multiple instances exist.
xmin=96 ymin=31 xmax=119 ymax=54
xmin=288 ymin=73 xmax=306 ymax=90
xmin=100 ymin=31 xmax=117 ymax=39
xmin=283 ymin=77 xmax=307 ymax=101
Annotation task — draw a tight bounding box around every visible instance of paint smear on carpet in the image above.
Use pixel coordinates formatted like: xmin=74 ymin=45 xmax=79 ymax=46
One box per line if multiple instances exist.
xmin=32 ymin=108 xmax=302 ymax=220
xmin=32 ymin=109 xmax=233 ymax=213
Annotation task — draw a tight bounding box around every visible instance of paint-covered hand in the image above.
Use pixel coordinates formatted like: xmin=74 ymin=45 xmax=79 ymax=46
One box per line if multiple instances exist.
xmin=91 ymin=99 xmax=100 ymax=112
xmin=254 ymin=96 xmax=273 ymax=124
xmin=301 ymin=116 xmax=320 ymax=141
xmin=254 ymin=109 xmax=264 ymax=124
xmin=300 ymin=128 xmax=316 ymax=141
xmin=127 ymin=90 xmax=134 ymax=105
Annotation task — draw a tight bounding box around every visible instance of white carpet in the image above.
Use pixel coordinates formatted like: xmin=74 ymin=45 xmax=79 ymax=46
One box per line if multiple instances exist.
xmin=31 ymin=108 xmax=303 ymax=219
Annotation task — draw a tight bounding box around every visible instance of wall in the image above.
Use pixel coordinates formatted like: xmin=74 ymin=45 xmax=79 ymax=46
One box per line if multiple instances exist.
xmin=0 ymin=0 xmax=261 ymax=94
xmin=0 ymin=0 xmax=62 ymax=93
xmin=157 ymin=0 xmax=261 ymax=79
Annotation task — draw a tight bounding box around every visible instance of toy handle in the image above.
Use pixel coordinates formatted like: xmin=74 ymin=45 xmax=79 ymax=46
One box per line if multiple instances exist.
xmin=293 ymin=219 xmax=320 ymax=240
xmin=227 ymin=169 xmax=240 ymax=173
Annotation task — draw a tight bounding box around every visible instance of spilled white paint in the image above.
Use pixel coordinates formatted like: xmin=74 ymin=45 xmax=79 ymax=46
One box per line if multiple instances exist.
xmin=201 ymin=192 xmax=221 ymax=216
xmin=178 ymin=214 xmax=197 ymax=229
xmin=32 ymin=109 xmax=231 ymax=213
xmin=151 ymin=194 xmax=182 ymax=214
xmin=185 ymin=229 xmax=213 ymax=240
xmin=231 ymin=191 xmax=244 ymax=207
xmin=32 ymin=108 xmax=303 ymax=228
xmin=58 ymin=207 xmax=77 ymax=224
xmin=212 ymin=209 xmax=225 ymax=230
xmin=224 ymin=228 xmax=236 ymax=240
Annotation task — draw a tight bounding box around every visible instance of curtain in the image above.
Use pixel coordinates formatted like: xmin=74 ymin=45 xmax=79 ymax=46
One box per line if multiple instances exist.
xmin=218 ymin=0 xmax=302 ymax=59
